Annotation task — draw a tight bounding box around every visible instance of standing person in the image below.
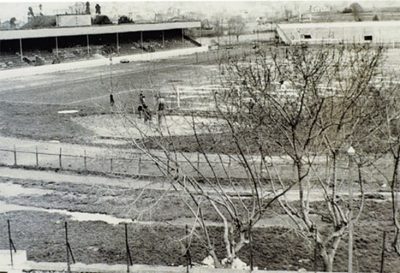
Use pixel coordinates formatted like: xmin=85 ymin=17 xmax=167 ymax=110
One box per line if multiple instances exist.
xmin=138 ymin=92 xmax=145 ymax=119
xmin=248 ymin=98 xmax=255 ymax=114
xmin=157 ymin=97 xmax=166 ymax=126
xmin=143 ymin=103 xmax=151 ymax=123
xmin=110 ymin=94 xmax=115 ymax=107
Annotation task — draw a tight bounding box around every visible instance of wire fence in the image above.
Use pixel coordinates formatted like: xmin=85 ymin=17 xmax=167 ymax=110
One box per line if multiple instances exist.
xmin=0 ymin=217 xmax=389 ymax=273
xmin=0 ymin=144 xmax=395 ymax=183
xmin=0 ymin=145 xmax=293 ymax=179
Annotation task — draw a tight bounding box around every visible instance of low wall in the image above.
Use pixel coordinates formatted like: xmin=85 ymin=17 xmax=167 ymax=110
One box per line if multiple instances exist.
xmin=0 ymin=46 xmax=208 ymax=80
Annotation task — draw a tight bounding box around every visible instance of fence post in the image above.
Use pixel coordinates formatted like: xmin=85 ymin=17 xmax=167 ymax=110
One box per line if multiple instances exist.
xmin=185 ymin=224 xmax=191 ymax=273
xmin=64 ymin=222 xmax=75 ymax=273
xmin=177 ymin=86 xmax=181 ymax=108
xmin=110 ymin=158 xmax=113 ymax=173
xmin=35 ymin=146 xmax=39 ymax=167
xmin=125 ymin=223 xmax=133 ymax=273
xmin=8 ymin=220 xmax=16 ymax=267
xmin=314 ymin=227 xmax=318 ymax=273
xmin=13 ymin=145 xmax=17 ymax=166
xmin=196 ymin=152 xmax=200 ymax=170
xmin=59 ymin=148 xmax=62 ymax=169
xmin=83 ymin=150 xmax=87 ymax=171
xmin=380 ymin=230 xmax=386 ymax=273
xmin=249 ymin=220 xmax=254 ymax=272
xmin=65 ymin=222 xmax=70 ymax=272
xmin=138 ymin=155 xmax=142 ymax=175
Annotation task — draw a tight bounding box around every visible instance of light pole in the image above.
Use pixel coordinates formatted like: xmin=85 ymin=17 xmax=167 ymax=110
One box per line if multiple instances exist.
xmin=347 ymin=146 xmax=355 ymax=273
xmin=109 ymin=55 xmax=114 ymax=107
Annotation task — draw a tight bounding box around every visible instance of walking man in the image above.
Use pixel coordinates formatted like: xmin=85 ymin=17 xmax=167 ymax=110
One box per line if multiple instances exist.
xmin=157 ymin=96 xmax=166 ymax=126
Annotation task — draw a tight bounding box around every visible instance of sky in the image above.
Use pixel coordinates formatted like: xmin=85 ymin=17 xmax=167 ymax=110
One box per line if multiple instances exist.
xmin=1 ymin=1 xmax=400 ymax=23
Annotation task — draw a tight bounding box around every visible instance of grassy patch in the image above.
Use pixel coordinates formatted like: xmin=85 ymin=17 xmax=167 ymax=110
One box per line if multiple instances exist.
xmin=0 ymin=102 xmax=95 ymax=142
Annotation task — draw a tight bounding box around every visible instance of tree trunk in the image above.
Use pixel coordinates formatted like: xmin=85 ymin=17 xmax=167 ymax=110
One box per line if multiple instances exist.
xmin=321 ymin=252 xmax=334 ymax=272
xmin=391 ymin=152 xmax=400 ymax=255
xmin=394 ymin=227 xmax=400 ymax=255
xmin=209 ymin=249 xmax=222 ymax=268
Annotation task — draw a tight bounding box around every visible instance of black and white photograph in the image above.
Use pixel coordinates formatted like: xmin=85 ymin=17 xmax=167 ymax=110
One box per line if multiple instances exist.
xmin=0 ymin=0 xmax=400 ymax=272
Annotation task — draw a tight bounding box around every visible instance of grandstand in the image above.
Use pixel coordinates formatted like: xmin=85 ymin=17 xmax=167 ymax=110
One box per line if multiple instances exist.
xmin=0 ymin=21 xmax=201 ymax=69
xmin=276 ymin=21 xmax=400 ymax=45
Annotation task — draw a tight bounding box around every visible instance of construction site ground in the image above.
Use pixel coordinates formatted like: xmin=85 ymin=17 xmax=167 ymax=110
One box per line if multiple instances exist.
xmin=1 ymin=45 xmax=400 ymax=272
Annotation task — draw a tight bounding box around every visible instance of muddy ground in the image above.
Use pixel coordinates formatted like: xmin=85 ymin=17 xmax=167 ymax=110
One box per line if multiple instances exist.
xmin=0 ymin=177 xmax=399 ymax=272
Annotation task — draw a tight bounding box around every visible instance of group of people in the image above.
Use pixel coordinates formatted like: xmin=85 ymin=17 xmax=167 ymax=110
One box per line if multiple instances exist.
xmin=137 ymin=92 xmax=166 ymax=126
xmin=109 ymin=91 xmax=166 ymax=125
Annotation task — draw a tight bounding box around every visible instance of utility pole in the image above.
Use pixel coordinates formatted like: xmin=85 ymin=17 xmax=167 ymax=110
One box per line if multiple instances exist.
xmin=347 ymin=146 xmax=355 ymax=273
xmin=109 ymin=56 xmax=114 ymax=107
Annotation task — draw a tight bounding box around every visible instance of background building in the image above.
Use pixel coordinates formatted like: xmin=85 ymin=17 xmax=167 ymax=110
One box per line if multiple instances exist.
xmin=276 ymin=21 xmax=400 ymax=45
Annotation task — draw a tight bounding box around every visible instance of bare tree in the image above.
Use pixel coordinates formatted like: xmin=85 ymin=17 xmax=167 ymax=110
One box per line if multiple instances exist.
xmin=109 ymin=63 xmax=295 ymax=268
xmin=39 ymin=4 xmax=43 ymax=16
xmin=28 ymin=7 xmax=35 ymax=18
xmin=211 ymin=13 xmax=224 ymax=39
xmin=95 ymin=3 xmax=101 ymax=15
xmin=216 ymin=44 xmax=385 ymax=271
xmin=85 ymin=1 xmax=91 ymax=15
xmin=115 ymin=44 xmax=385 ymax=271
xmin=372 ymin=80 xmax=400 ymax=255
xmin=227 ymin=15 xmax=246 ymax=42
xmin=9 ymin=17 xmax=16 ymax=29
xmin=350 ymin=2 xmax=363 ymax=21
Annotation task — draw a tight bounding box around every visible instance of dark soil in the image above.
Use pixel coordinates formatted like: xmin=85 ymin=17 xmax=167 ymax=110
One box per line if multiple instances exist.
xmin=1 ymin=177 xmax=400 ymax=272
xmin=0 ymin=211 xmax=399 ymax=272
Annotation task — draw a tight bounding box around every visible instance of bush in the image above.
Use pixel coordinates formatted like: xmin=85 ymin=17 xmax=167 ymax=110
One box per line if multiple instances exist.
xmin=93 ymin=15 xmax=112 ymax=25
xmin=342 ymin=7 xmax=352 ymax=13
xmin=118 ymin=16 xmax=133 ymax=24
xmin=22 ymin=16 xmax=56 ymax=29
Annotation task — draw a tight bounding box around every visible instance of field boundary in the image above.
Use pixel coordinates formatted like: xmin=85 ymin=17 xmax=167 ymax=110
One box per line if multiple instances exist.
xmin=0 ymin=46 xmax=209 ymax=80
xmin=0 ymin=145 xmax=300 ymax=179
xmin=0 ymin=143 xmax=393 ymax=182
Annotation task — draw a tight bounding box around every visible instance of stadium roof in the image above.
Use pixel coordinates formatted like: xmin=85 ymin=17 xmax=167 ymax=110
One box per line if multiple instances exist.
xmin=0 ymin=21 xmax=200 ymax=40
xmin=278 ymin=20 xmax=400 ymax=30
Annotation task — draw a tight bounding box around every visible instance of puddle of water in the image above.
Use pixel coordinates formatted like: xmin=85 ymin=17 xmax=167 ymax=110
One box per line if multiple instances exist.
xmin=58 ymin=110 xmax=79 ymax=114
xmin=0 ymin=201 xmax=132 ymax=225
xmin=0 ymin=183 xmax=53 ymax=197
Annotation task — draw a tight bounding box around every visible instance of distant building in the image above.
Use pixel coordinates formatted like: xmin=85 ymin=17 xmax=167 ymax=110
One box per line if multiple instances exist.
xmin=0 ymin=21 xmax=201 ymax=60
xmin=276 ymin=21 xmax=400 ymax=45
xmin=0 ymin=20 xmax=12 ymax=30
xmin=56 ymin=14 xmax=92 ymax=27
xmin=1 ymin=19 xmax=23 ymax=30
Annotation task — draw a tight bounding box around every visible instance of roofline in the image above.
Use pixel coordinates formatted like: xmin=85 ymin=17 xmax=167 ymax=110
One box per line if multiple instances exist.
xmin=278 ymin=20 xmax=400 ymax=29
xmin=0 ymin=21 xmax=200 ymax=40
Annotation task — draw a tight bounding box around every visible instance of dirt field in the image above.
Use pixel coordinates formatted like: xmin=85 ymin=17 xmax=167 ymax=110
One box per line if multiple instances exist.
xmin=0 ymin=176 xmax=399 ymax=272
xmin=1 ymin=45 xmax=400 ymax=272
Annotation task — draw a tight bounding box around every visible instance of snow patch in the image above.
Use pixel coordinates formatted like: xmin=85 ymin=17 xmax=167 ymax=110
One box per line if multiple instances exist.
xmin=58 ymin=110 xmax=79 ymax=114
xmin=201 ymin=255 xmax=215 ymax=268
